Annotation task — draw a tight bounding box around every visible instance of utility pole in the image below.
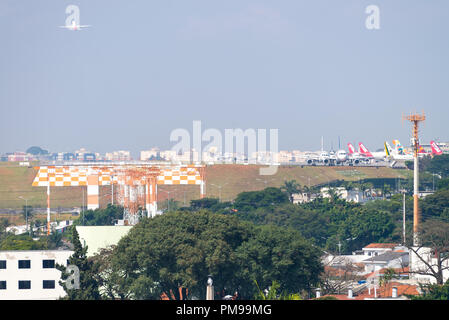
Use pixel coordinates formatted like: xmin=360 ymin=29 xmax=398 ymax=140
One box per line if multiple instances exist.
xmin=403 ymin=112 xmax=425 ymax=247
xmin=402 ymin=190 xmax=406 ymax=245
xmin=18 ymin=197 xmax=29 ymax=234
xmin=111 ymin=175 xmax=114 ymax=205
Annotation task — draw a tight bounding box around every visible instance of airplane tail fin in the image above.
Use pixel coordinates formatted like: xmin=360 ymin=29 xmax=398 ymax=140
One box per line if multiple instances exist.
xmin=418 ymin=145 xmax=427 ymax=154
xmin=385 ymin=141 xmax=395 ymax=155
xmin=358 ymin=143 xmax=373 ymax=157
xmin=430 ymin=141 xmax=443 ymax=155
xmin=348 ymin=143 xmax=356 ymax=154
xmin=384 ymin=142 xmax=390 ymax=157
xmin=393 ymin=139 xmax=406 ymax=155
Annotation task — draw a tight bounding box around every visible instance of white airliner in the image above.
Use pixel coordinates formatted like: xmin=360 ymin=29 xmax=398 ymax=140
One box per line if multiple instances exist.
xmin=59 ymin=20 xmax=91 ymax=31
xmin=384 ymin=142 xmax=413 ymax=160
xmin=386 ymin=140 xmax=443 ymax=160
xmin=358 ymin=142 xmax=387 ymax=160
xmin=347 ymin=143 xmax=371 ymax=164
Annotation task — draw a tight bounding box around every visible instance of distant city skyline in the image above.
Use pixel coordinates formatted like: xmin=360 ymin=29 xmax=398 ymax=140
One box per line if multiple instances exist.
xmin=1 ymin=1 xmax=449 ymax=158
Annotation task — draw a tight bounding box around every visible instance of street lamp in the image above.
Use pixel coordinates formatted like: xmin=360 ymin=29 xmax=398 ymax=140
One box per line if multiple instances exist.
xmin=210 ymin=183 xmax=227 ymax=202
xmin=18 ymin=196 xmax=30 ymax=234
xmin=160 ymin=189 xmax=176 ymax=212
xmin=206 ymin=275 xmax=214 ymax=300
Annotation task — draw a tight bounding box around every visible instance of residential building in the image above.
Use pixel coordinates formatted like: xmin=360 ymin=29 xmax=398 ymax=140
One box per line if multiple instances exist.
xmin=320 ymin=187 xmax=365 ymax=203
xmin=140 ymin=148 xmax=160 ymax=161
xmin=76 ymin=226 xmax=133 ymax=257
xmin=105 ymin=150 xmax=131 ymax=161
xmin=0 ymin=250 xmax=73 ymax=300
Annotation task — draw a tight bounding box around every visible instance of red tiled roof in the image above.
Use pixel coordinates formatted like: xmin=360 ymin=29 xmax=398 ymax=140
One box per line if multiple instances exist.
xmin=364 ymin=243 xmax=398 ymax=249
xmin=378 ymin=282 xmax=419 ymax=297
xmin=318 ymin=282 xmax=419 ymax=300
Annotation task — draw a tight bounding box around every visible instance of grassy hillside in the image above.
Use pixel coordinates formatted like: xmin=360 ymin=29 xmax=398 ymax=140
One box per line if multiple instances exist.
xmin=0 ymin=162 xmax=408 ymax=210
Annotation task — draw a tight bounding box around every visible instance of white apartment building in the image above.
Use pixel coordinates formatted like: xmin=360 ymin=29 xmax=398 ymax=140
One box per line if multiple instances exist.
xmin=105 ymin=150 xmax=131 ymax=161
xmin=0 ymin=250 xmax=73 ymax=300
xmin=320 ymin=187 xmax=365 ymax=203
xmin=140 ymin=148 xmax=160 ymax=161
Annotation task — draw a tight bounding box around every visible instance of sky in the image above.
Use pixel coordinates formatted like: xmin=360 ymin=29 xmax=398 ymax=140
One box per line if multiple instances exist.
xmin=1 ymin=0 xmax=449 ymax=158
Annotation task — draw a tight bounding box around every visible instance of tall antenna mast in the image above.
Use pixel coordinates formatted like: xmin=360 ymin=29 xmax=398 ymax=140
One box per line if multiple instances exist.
xmin=403 ymin=111 xmax=425 ymax=246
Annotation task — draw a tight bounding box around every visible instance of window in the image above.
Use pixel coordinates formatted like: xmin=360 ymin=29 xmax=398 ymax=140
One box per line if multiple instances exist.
xmin=43 ymin=280 xmax=55 ymax=289
xmin=0 ymin=260 xmax=6 ymax=269
xmin=18 ymin=280 xmax=31 ymax=289
xmin=42 ymin=260 xmax=55 ymax=269
xmin=0 ymin=281 xmax=6 ymax=290
xmin=18 ymin=260 xmax=31 ymax=269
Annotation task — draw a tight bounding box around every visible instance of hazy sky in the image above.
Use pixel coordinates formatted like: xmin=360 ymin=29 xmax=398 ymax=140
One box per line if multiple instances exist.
xmin=1 ymin=0 xmax=448 ymax=157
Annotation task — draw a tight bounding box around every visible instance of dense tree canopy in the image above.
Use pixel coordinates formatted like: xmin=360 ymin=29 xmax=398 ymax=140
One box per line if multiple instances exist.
xmin=233 ymin=187 xmax=289 ymax=212
xmin=106 ymin=210 xmax=322 ymax=299
xmin=74 ymin=204 xmax=124 ymax=226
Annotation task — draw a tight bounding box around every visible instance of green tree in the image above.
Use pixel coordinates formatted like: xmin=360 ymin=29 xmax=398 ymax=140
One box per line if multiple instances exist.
xmin=107 ymin=210 xmax=322 ymax=300
xmin=74 ymin=205 xmax=124 ymax=226
xmin=235 ymin=224 xmax=322 ymax=298
xmin=57 ymin=227 xmax=101 ymax=299
xmin=0 ymin=234 xmax=47 ymax=250
xmin=437 ymin=177 xmax=449 ymax=191
xmin=234 ymin=187 xmax=289 ymax=212
xmin=421 ymin=190 xmax=449 ymax=223
xmin=26 ymin=146 xmax=48 ymax=155
xmin=410 ymin=282 xmax=449 ymax=300
xmin=280 ymin=180 xmax=302 ymax=203
xmin=109 ymin=210 xmax=253 ymax=300
xmin=428 ymin=154 xmax=449 ymax=178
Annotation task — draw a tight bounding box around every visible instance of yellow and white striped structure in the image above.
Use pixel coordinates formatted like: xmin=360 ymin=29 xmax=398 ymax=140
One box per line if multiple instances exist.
xmin=32 ymin=164 xmax=206 ymax=225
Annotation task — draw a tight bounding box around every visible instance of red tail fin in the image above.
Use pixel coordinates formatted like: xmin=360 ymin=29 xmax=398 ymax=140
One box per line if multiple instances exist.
xmin=358 ymin=143 xmax=373 ymax=157
xmin=348 ymin=143 xmax=356 ymax=154
xmin=430 ymin=141 xmax=443 ymax=155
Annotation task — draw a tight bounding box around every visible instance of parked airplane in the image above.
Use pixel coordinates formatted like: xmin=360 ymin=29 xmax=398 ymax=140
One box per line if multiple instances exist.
xmin=393 ymin=139 xmax=431 ymax=155
xmin=430 ymin=140 xmax=443 ymax=155
xmin=392 ymin=140 xmax=408 ymax=155
xmin=385 ymin=141 xmax=419 ymax=160
xmin=59 ymin=20 xmax=91 ymax=31
xmin=358 ymin=143 xmax=386 ymax=160
xmin=389 ymin=140 xmax=443 ymax=158
xmin=306 ymin=151 xmax=330 ymax=165
xmin=347 ymin=143 xmax=371 ymax=164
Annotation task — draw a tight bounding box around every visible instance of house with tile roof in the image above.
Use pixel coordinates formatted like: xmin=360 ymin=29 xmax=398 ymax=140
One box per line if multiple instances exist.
xmin=363 ymin=251 xmax=409 ymax=273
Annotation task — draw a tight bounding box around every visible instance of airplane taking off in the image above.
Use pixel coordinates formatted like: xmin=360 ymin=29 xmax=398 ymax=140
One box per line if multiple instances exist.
xmin=59 ymin=20 xmax=91 ymax=30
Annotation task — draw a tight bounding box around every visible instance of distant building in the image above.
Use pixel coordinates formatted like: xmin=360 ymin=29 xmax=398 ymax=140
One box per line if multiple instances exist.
xmin=0 ymin=250 xmax=73 ymax=300
xmin=105 ymin=150 xmax=131 ymax=161
xmin=76 ymin=226 xmax=133 ymax=257
xmin=7 ymin=152 xmax=35 ymax=162
xmin=320 ymin=187 xmax=365 ymax=203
